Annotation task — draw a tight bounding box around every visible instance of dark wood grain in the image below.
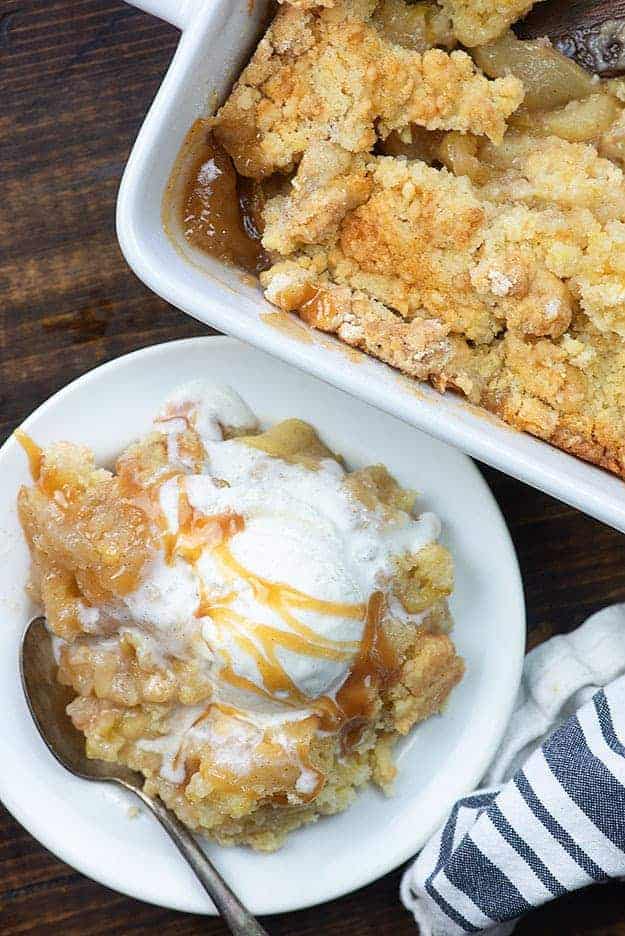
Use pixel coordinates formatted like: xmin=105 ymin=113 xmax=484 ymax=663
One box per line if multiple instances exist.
xmin=2 ymin=2 xmax=625 ymax=933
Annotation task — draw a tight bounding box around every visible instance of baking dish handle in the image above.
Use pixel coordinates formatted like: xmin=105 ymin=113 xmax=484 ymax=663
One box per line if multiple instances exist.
xmin=124 ymin=0 xmax=191 ymax=29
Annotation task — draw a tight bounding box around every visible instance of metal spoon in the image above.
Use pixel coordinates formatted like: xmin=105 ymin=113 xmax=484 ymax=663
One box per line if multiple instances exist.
xmin=517 ymin=0 xmax=625 ymax=75
xmin=20 ymin=616 xmax=270 ymax=936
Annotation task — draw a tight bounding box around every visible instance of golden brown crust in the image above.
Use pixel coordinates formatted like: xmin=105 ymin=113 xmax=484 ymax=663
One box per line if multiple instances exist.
xmin=440 ymin=0 xmax=542 ymax=47
xmin=388 ymin=630 xmax=465 ymax=733
xmin=18 ymin=443 xmax=153 ymax=639
xmin=263 ymin=270 xmax=625 ymax=477
xmin=259 ymin=128 xmax=625 ymax=479
xmin=262 ymin=143 xmax=373 ymax=254
xmin=211 ymin=0 xmax=523 ymax=179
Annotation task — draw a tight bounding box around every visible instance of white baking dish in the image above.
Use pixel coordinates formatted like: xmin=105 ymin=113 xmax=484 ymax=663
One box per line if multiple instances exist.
xmin=117 ymin=0 xmax=625 ymax=533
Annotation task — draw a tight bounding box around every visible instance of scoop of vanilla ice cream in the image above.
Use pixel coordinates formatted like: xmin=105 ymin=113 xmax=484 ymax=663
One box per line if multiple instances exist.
xmin=156 ymin=379 xmax=259 ymax=440
xmin=101 ymin=384 xmax=442 ymax=722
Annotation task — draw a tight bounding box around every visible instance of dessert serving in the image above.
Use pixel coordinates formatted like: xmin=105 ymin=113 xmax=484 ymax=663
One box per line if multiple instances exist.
xmin=17 ymin=381 xmax=463 ymax=851
xmin=170 ymin=0 xmax=625 ymax=480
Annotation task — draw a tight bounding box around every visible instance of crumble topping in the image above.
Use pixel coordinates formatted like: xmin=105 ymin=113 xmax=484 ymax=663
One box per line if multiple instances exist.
xmin=440 ymin=0 xmax=543 ymax=47
xmin=212 ymin=0 xmax=523 ymax=178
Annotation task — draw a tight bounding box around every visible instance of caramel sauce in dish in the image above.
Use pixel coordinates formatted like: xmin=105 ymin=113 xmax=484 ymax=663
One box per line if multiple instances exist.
xmin=175 ymin=120 xmax=269 ymax=276
xmin=22 ymin=382 xmax=446 ymax=805
xmin=165 ymin=117 xmax=337 ymax=355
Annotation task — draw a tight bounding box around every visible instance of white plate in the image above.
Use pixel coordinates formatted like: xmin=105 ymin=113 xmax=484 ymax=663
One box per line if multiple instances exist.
xmin=0 ymin=337 xmax=525 ymax=916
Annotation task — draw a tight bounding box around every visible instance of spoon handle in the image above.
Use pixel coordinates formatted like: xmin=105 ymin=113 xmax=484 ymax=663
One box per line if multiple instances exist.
xmin=132 ymin=787 xmax=270 ymax=935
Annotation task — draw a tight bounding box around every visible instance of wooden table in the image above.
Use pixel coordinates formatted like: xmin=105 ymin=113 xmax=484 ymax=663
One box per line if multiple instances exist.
xmin=2 ymin=2 xmax=625 ymax=932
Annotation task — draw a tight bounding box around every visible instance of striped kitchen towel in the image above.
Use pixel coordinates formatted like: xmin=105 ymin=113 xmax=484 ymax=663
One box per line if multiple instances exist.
xmin=401 ymin=604 xmax=625 ymax=935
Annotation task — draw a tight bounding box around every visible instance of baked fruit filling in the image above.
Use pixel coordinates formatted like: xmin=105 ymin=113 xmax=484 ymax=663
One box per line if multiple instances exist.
xmin=18 ymin=383 xmax=463 ymax=850
xmin=176 ymin=0 xmax=625 ymax=479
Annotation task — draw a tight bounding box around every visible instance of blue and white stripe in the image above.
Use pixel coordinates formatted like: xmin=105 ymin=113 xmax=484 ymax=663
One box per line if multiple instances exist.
xmin=401 ymin=607 xmax=625 ymax=935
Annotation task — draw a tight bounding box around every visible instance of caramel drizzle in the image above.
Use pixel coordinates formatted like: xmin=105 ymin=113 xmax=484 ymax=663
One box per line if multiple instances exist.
xmin=214 ymin=543 xmax=363 ymax=644
xmin=155 ymin=477 xmax=341 ymax=713
xmin=167 ymin=587 xmax=396 ymax=800
xmin=202 ymin=543 xmax=366 ymax=718
xmin=15 ymin=430 xmax=43 ymax=481
xmin=149 ymin=459 xmax=398 ymax=741
xmin=163 ymin=480 xmax=244 ymax=566
xmin=158 ymin=469 xmax=395 ymax=783
xmin=336 ymin=590 xmax=398 ymax=723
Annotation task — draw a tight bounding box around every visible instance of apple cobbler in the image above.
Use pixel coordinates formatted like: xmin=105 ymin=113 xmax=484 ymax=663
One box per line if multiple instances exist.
xmin=172 ymin=0 xmax=625 ymax=479
xmin=17 ymin=383 xmax=463 ymax=850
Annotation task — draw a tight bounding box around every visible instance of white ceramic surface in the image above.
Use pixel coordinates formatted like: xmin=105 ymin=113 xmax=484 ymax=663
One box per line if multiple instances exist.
xmin=116 ymin=0 xmax=625 ymax=534
xmin=0 ymin=337 xmax=524 ymax=915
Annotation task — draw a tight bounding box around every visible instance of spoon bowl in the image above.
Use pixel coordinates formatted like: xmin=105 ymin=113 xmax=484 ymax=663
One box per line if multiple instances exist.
xmin=20 ymin=616 xmax=143 ymax=786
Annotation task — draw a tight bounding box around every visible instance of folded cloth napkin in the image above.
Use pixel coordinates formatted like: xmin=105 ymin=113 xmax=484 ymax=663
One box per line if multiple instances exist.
xmin=401 ymin=604 xmax=625 ymax=935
